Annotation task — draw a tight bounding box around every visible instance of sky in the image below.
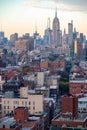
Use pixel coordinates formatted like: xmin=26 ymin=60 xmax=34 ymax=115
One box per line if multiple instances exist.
xmin=0 ymin=0 xmax=87 ymax=39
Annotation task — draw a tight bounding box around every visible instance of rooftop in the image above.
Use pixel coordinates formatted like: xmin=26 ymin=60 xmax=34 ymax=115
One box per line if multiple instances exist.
xmin=52 ymin=112 xmax=87 ymax=122
xmin=22 ymin=128 xmax=31 ymax=130
xmin=0 ymin=116 xmax=20 ymax=128
xmin=78 ymin=97 xmax=87 ymax=102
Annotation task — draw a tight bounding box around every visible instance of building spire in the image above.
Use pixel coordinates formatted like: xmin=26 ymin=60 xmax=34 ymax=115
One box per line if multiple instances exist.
xmin=1 ymin=24 xmax=2 ymax=32
xmin=55 ymin=8 xmax=57 ymax=18
xmin=35 ymin=22 xmax=37 ymax=33
xmin=47 ymin=17 xmax=50 ymax=29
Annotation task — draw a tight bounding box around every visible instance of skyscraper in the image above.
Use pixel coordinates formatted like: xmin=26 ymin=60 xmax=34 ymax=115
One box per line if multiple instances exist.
xmin=10 ymin=33 xmax=18 ymax=45
xmin=44 ymin=17 xmax=53 ymax=45
xmin=0 ymin=31 xmax=4 ymax=39
xmin=52 ymin=8 xmax=61 ymax=46
xmin=68 ymin=20 xmax=74 ymax=57
xmin=68 ymin=20 xmax=73 ymax=34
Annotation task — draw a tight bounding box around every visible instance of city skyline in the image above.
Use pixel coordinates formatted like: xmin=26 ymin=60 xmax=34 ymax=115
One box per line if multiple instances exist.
xmin=0 ymin=0 xmax=87 ymax=38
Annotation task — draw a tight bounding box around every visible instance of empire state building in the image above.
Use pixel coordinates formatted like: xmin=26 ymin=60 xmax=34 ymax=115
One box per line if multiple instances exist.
xmin=52 ymin=9 xmax=62 ymax=46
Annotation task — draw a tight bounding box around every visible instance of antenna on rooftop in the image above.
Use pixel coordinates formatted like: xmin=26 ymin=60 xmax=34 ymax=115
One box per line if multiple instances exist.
xmin=35 ymin=22 xmax=37 ymax=33
xmin=55 ymin=7 xmax=57 ymax=18
xmin=1 ymin=24 xmax=2 ymax=32
xmin=47 ymin=17 xmax=50 ymax=29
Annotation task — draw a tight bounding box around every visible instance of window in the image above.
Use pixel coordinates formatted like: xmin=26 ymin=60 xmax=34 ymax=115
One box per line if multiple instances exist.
xmin=14 ymin=101 xmax=18 ymax=104
xmin=4 ymin=101 xmax=6 ymax=104
xmin=29 ymin=102 xmax=31 ymax=105
xmin=3 ymin=125 xmax=5 ymax=128
xmin=7 ymin=106 xmax=9 ymax=109
xmin=17 ymin=101 xmax=19 ymax=105
xmin=29 ymin=107 xmax=31 ymax=110
xmin=33 ymin=106 xmax=35 ymax=110
xmin=13 ymin=101 xmax=15 ymax=104
xmin=22 ymin=101 xmax=24 ymax=105
xmin=7 ymin=101 xmax=9 ymax=104
xmin=16 ymin=101 xmax=17 ymax=104
xmin=4 ymin=106 xmax=6 ymax=109
xmin=4 ymin=111 xmax=6 ymax=114
xmin=25 ymin=101 xmax=27 ymax=105
xmin=33 ymin=101 xmax=35 ymax=105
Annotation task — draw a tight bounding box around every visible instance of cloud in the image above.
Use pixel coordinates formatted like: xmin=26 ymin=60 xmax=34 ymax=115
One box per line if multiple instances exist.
xmin=22 ymin=0 xmax=55 ymax=9
xmin=59 ymin=0 xmax=87 ymax=12
xmin=22 ymin=0 xmax=87 ymax=13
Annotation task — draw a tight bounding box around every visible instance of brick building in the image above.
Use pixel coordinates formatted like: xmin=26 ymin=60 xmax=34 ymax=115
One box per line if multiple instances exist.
xmin=40 ymin=61 xmax=49 ymax=69
xmin=62 ymin=96 xmax=78 ymax=119
xmin=49 ymin=60 xmax=65 ymax=72
xmin=51 ymin=95 xmax=87 ymax=129
xmin=0 ymin=107 xmax=42 ymax=130
xmin=40 ymin=59 xmax=65 ymax=72
xmin=69 ymin=64 xmax=87 ymax=95
xmin=15 ymin=37 xmax=34 ymax=51
xmin=69 ymin=77 xmax=87 ymax=95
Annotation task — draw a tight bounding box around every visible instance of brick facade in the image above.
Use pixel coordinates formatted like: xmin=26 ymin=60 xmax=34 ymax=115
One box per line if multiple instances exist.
xmin=14 ymin=107 xmax=28 ymax=123
xmin=62 ymin=96 xmax=78 ymax=119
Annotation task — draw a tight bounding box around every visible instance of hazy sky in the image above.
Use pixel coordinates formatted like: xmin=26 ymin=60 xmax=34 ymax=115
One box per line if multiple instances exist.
xmin=0 ymin=0 xmax=87 ymax=38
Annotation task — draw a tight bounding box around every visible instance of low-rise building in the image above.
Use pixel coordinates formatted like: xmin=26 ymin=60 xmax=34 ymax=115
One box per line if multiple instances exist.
xmin=78 ymin=97 xmax=87 ymax=113
xmin=35 ymin=87 xmax=49 ymax=98
xmin=0 ymin=116 xmax=22 ymax=130
xmin=0 ymin=107 xmax=43 ymax=130
xmin=51 ymin=95 xmax=87 ymax=130
xmin=69 ymin=72 xmax=87 ymax=95
xmin=1 ymin=87 xmax=43 ymax=116
xmin=49 ymin=85 xmax=59 ymax=101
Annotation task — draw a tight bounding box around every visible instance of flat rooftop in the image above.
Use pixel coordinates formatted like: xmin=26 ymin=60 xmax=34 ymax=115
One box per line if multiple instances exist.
xmin=22 ymin=128 xmax=31 ymax=130
xmin=53 ymin=113 xmax=87 ymax=122
xmin=0 ymin=116 xmax=18 ymax=128
xmin=78 ymin=97 xmax=87 ymax=102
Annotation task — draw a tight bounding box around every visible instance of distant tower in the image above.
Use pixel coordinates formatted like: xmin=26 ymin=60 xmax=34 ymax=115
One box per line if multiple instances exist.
xmin=33 ymin=23 xmax=39 ymax=49
xmin=0 ymin=24 xmax=4 ymax=40
xmin=35 ymin=22 xmax=37 ymax=33
xmin=62 ymin=28 xmax=68 ymax=45
xmin=68 ymin=20 xmax=73 ymax=34
xmin=63 ymin=28 xmax=66 ymax=35
xmin=52 ymin=8 xmax=60 ymax=31
xmin=44 ymin=17 xmax=53 ymax=45
xmin=52 ymin=8 xmax=61 ymax=46
xmin=0 ymin=32 xmax=4 ymax=39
